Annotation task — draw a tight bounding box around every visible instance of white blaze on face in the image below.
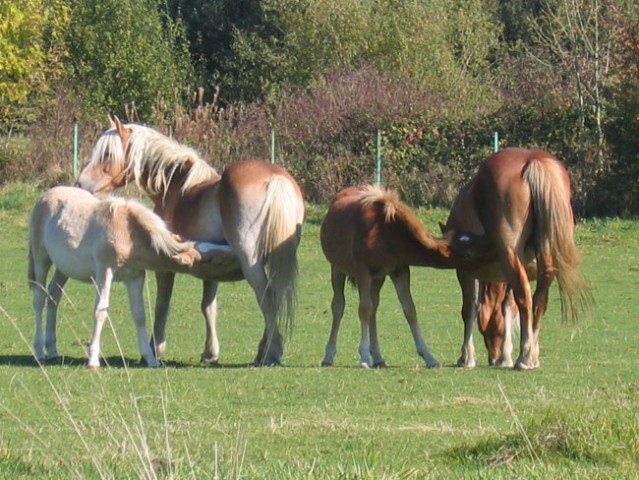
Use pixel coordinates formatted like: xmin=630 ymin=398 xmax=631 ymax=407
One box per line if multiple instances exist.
xmin=459 ymin=235 xmax=471 ymax=242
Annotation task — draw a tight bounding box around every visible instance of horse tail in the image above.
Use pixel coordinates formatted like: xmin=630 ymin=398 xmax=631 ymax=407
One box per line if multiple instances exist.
xmin=523 ymin=157 xmax=593 ymax=324
xmin=28 ymin=238 xmax=36 ymax=288
xmin=124 ymin=199 xmax=196 ymax=257
xmin=27 ymin=200 xmax=44 ymax=289
xmin=260 ymin=175 xmax=303 ymax=336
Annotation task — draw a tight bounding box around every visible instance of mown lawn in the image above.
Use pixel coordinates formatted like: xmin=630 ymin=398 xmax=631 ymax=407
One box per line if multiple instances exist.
xmin=0 ymin=183 xmax=637 ymax=479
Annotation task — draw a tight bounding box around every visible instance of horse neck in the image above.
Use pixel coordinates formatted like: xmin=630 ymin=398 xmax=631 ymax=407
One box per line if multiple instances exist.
xmin=392 ymin=206 xmax=456 ymax=269
xmin=412 ymin=241 xmax=456 ymax=269
xmin=146 ymin=170 xmax=220 ymax=231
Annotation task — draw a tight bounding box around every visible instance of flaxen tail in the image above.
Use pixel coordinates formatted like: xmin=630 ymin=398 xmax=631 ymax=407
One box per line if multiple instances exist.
xmin=260 ymin=175 xmax=303 ymax=336
xmin=27 ymin=202 xmax=43 ymax=290
xmin=523 ymin=157 xmax=593 ymax=324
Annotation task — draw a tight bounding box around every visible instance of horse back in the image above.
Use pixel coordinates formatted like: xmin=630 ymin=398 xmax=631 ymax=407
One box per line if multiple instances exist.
xmin=219 ymin=160 xmax=302 ymax=211
xmin=321 ymin=185 xmax=441 ymax=275
xmin=321 ymin=187 xmax=381 ymax=274
xmin=218 ymin=159 xmax=304 ymax=249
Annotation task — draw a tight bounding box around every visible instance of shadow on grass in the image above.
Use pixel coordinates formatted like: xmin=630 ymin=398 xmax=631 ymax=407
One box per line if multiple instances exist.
xmin=0 ymin=354 xmax=258 ymax=369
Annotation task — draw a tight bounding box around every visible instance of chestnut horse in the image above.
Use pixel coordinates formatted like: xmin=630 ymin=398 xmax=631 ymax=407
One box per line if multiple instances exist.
xmin=76 ymin=118 xmax=304 ymax=366
xmin=320 ymin=184 xmax=496 ymax=368
xmin=444 ymin=148 xmax=592 ymax=370
xmin=28 ymin=186 xmax=215 ymax=368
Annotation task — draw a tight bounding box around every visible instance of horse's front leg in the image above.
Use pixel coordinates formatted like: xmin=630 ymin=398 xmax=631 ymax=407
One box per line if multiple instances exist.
xmin=125 ymin=274 xmax=159 ymax=368
xmin=87 ymin=267 xmax=114 ymax=369
xmin=496 ymin=288 xmax=516 ymax=368
xmin=390 ymin=267 xmax=439 ymax=368
xmin=44 ymin=269 xmax=68 ymax=361
xmin=457 ymin=271 xmax=478 ymax=368
xmin=150 ymin=271 xmax=175 ymax=359
xmin=321 ymin=267 xmax=347 ymax=366
xmin=200 ymin=280 xmax=220 ymax=364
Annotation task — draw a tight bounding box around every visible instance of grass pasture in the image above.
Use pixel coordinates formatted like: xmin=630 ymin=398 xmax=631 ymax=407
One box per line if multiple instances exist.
xmin=0 ymin=183 xmax=638 ymax=479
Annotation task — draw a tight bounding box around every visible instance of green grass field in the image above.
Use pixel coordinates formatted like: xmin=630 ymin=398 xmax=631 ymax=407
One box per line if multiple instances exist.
xmin=0 ymin=183 xmax=637 ymax=479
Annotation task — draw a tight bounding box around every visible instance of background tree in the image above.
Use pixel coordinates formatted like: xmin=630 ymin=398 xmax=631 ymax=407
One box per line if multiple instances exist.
xmin=64 ymin=0 xmax=194 ymax=121
xmin=0 ymin=0 xmax=70 ymax=130
xmin=168 ymin=0 xmax=503 ymax=115
xmin=2 ymin=0 xmax=639 ymax=215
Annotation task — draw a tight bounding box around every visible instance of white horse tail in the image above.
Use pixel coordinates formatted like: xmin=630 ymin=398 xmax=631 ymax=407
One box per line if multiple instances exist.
xmin=260 ymin=175 xmax=303 ymax=336
xmin=523 ymin=156 xmax=593 ymax=324
xmin=27 ymin=239 xmax=36 ymax=288
xmin=123 ymin=199 xmax=196 ymax=257
xmin=27 ymin=199 xmax=45 ymax=289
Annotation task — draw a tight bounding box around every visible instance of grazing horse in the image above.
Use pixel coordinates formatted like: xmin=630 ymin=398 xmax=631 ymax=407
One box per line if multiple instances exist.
xmin=320 ymin=184 xmax=495 ymax=368
xmin=76 ymin=117 xmax=304 ymax=366
xmin=444 ymin=148 xmax=592 ymax=370
xmin=28 ymin=186 xmax=218 ymax=368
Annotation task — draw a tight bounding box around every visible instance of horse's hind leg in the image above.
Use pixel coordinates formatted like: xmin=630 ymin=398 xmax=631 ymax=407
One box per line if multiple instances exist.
xmin=31 ymin=258 xmax=52 ymax=364
xmin=44 ymin=269 xmax=68 ymax=360
xmin=321 ymin=268 xmax=347 ymax=366
xmin=390 ymin=267 xmax=439 ymax=368
xmin=244 ymin=264 xmax=283 ymax=366
xmin=503 ymin=256 xmax=535 ymax=370
xmin=457 ymin=271 xmax=478 ymax=368
xmin=150 ymin=271 xmax=175 ymax=359
xmin=355 ymin=276 xmax=374 ymax=368
xmin=126 ymin=274 xmax=160 ymax=368
xmin=200 ymin=280 xmax=220 ymax=364
xmin=528 ymin=254 xmax=555 ymax=369
xmin=368 ymin=276 xmax=386 ymax=368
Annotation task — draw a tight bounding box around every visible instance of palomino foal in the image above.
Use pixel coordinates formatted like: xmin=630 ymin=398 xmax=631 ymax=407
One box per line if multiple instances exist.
xmin=28 ymin=186 xmax=215 ymax=368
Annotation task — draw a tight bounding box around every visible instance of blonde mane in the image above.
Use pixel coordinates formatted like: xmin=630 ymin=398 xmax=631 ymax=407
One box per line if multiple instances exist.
xmin=357 ymin=184 xmax=440 ymax=250
xmin=89 ymin=124 xmax=220 ymax=195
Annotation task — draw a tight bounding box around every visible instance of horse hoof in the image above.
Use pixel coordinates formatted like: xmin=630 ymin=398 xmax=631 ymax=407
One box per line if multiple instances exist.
xmin=373 ymin=361 xmax=387 ymax=369
xmin=321 ymin=361 xmax=333 ymax=367
xmin=514 ymin=361 xmax=539 ymax=371
xmin=200 ymin=354 xmax=220 ymax=365
xmin=426 ymin=361 xmax=441 ymax=369
xmin=359 ymin=362 xmax=371 ymax=369
xmin=34 ymin=357 xmax=46 ymax=367
xmin=457 ymin=357 xmax=476 ymax=368
xmin=253 ymin=358 xmax=281 ymax=367
xmin=86 ymin=365 xmax=100 ymax=371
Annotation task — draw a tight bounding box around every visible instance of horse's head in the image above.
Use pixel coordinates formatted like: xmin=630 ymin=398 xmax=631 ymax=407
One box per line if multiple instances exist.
xmin=477 ymin=282 xmax=510 ymax=366
xmin=441 ymin=227 xmax=497 ymax=268
xmin=76 ymin=116 xmax=132 ymax=195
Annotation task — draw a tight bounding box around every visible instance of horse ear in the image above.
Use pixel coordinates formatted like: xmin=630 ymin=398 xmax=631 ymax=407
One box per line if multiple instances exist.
xmin=441 ymin=229 xmax=455 ymax=242
xmin=112 ymin=115 xmax=131 ymax=142
xmin=438 ymin=222 xmax=447 ymax=235
xmin=108 ymin=115 xmax=116 ymax=129
xmin=437 ymin=241 xmax=452 ymax=259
